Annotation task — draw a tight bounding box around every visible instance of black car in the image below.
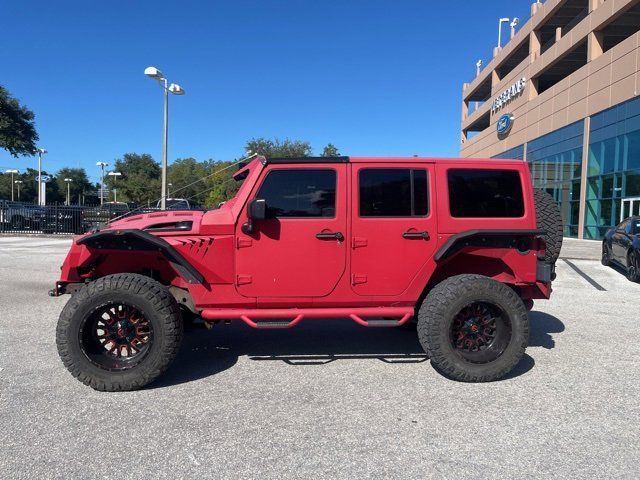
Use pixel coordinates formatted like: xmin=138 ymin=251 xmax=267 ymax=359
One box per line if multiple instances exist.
xmin=602 ymin=216 xmax=640 ymax=281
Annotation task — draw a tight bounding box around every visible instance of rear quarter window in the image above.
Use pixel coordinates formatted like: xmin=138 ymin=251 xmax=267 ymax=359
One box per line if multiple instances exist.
xmin=447 ymin=169 xmax=524 ymax=218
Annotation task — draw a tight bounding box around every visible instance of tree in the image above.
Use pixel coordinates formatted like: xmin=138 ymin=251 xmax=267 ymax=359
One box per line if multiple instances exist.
xmin=204 ymin=160 xmax=242 ymax=209
xmin=246 ymin=137 xmax=312 ymax=158
xmin=0 ymin=85 xmax=39 ymax=157
xmin=55 ymin=167 xmax=92 ymax=205
xmin=109 ymin=153 xmax=161 ymax=205
xmin=321 ymin=143 xmax=340 ymax=157
xmin=168 ymin=158 xmax=213 ymax=203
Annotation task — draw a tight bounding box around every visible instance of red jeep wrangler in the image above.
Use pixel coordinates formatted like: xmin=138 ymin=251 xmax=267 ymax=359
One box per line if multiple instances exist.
xmin=53 ymin=156 xmax=562 ymax=391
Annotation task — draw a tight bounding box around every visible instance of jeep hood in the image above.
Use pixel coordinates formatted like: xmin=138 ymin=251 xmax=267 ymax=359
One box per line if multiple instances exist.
xmin=103 ymin=210 xmax=206 ymax=234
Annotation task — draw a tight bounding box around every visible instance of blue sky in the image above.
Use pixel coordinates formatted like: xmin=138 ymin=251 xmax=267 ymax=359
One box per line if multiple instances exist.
xmin=3 ymin=0 xmax=532 ymax=182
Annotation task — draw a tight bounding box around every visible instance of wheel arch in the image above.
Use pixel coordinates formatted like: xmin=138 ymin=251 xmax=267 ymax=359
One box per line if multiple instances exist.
xmin=77 ymin=229 xmax=204 ymax=285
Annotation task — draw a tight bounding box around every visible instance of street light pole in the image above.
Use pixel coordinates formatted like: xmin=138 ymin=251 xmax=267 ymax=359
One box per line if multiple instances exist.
xmin=64 ymin=178 xmax=73 ymax=205
xmin=108 ymin=171 xmax=122 ymax=203
xmin=14 ymin=180 xmax=22 ymax=201
xmin=497 ymin=18 xmax=510 ymax=49
xmin=6 ymin=169 xmax=18 ymax=202
xmin=35 ymin=148 xmax=47 ymax=206
xmin=144 ymin=66 xmax=185 ymax=210
xmin=96 ymin=162 xmax=108 ymax=205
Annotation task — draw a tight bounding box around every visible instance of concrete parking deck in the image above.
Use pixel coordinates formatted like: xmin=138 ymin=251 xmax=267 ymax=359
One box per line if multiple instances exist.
xmin=0 ymin=236 xmax=638 ymax=478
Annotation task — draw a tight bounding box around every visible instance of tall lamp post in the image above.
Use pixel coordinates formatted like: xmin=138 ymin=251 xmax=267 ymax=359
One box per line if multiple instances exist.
xmin=6 ymin=169 xmax=18 ymax=202
xmin=14 ymin=180 xmax=23 ymax=201
xmin=497 ymin=17 xmax=510 ymax=49
xmin=96 ymin=162 xmax=108 ymax=205
xmin=108 ymin=171 xmax=122 ymax=202
xmin=35 ymin=148 xmax=47 ymax=206
xmin=64 ymin=178 xmax=73 ymax=205
xmin=144 ymin=66 xmax=185 ymax=210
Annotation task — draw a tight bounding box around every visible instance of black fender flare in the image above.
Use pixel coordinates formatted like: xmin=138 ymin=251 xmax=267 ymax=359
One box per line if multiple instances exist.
xmin=434 ymin=229 xmax=546 ymax=262
xmin=77 ymin=229 xmax=204 ymax=284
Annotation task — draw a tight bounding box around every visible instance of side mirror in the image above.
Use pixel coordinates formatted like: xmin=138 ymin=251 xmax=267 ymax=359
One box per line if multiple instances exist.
xmin=249 ymin=198 xmax=266 ymax=220
xmin=242 ymin=198 xmax=266 ymax=234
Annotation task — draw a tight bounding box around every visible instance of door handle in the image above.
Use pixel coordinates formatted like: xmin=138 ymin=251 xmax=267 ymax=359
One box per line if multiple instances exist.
xmin=402 ymin=230 xmax=429 ymax=240
xmin=316 ymin=231 xmax=344 ymax=241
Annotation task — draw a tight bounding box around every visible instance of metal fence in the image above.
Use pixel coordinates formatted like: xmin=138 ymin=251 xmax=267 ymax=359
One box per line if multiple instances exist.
xmin=0 ymin=201 xmax=199 ymax=235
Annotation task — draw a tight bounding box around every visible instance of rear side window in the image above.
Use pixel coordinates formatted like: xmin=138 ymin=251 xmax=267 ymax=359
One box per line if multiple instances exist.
xmin=257 ymin=169 xmax=336 ymax=218
xmin=448 ymin=169 xmax=524 ymax=218
xmin=359 ymin=169 xmax=428 ymax=217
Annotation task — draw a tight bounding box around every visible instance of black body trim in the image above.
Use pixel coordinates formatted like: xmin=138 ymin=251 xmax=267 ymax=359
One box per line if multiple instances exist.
xmin=263 ymin=156 xmax=350 ymax=165
xmin=77 ymin=229 xmax=204 ymax=284
xmin=434 ymin=229 xmax=545 ymax=262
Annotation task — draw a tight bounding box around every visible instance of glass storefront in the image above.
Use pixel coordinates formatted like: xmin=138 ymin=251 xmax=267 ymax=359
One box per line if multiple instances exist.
xmin=584 ymin=97 xmax=640 ymax=239
xmin=492 ymin=144 xmax=525 ymax=160
xmin=526 ymin=121 xmax=584 ymax=237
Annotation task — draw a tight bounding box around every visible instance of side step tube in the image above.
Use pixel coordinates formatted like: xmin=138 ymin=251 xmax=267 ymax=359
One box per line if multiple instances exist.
xmin=201 ymin=307 xmax=414 ymax=329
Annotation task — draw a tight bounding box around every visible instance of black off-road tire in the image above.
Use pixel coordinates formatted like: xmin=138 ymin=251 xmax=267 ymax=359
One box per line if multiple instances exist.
xmin=626 ymin=251 xmax=640 ymax=282
xmin=533 ymin=189 xmax=563 ymax=264
xmin=417 ymin=274 xmax=529 ymax=382
xmin=56 ymin=273 xmax=183 ymax=391
xmin=601 ymin=244 xmax=611 ymax=266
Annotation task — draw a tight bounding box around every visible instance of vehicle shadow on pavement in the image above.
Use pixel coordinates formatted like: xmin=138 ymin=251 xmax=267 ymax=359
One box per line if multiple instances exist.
xmin=528 ymin=311 xmax=565 ymax=349
xmin=150 ymin=314 xmax=561 ymax=388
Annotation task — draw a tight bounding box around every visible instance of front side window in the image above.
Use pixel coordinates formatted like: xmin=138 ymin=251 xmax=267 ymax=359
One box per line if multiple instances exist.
xmin=359 ymin=169 xmax=428 ymax=217
xmin=448 ymin=169 xmax=524 ymax=218
xmin=256 ymin=169 xmax=336 ymax=218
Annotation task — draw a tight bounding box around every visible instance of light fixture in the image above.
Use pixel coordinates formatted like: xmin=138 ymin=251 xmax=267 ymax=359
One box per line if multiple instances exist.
xmin=144 ymin=66 xmax=164 ymax=79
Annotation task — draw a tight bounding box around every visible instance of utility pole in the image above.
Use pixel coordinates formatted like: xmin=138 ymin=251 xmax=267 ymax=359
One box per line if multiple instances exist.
xmin=14 ymin=180 xmax=22 ymax=201
xmin=6 ymin=170 xmax=18 ymax=201
xmin=96 ymin=162 xmax=108 ymax=205
xmin=144 ymin=66 xmax=185 ymax=210
xmin=35 ymin=148 xmax=47 ymax=206
xmin=64 ymin=178 xmax=73 ymax=205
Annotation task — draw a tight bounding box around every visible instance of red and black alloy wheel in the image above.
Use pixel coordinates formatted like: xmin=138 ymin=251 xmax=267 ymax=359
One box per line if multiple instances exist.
xmin=80 ymin=303 xmax=154 ymax=371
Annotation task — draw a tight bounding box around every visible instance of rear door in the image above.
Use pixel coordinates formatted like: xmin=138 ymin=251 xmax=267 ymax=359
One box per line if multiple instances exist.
xmin=235 ymin=164 xmax=347 ymax=298
xmin=350 ymin=163 xmax=437 ymax=296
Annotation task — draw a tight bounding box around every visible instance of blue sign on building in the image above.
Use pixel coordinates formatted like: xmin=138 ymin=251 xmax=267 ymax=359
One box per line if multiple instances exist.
xmin=496 ymin=114 xmax=514 ymax=136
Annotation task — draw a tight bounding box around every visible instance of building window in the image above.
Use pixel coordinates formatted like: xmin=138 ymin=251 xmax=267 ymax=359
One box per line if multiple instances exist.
xmin=257 ymin=169 xmax=336 ymax=218
xmin=447 ymin=169 xmax=524 ymax=218
xmin=492 ymin=144 xmax=525 ymax=160
xmin=585 ymin=97 xmax=640 ymax=238
xmin=526 ymin=120 xmax=584 ymax=237
xmin=359 ymin=169 xmax=428 ymax=217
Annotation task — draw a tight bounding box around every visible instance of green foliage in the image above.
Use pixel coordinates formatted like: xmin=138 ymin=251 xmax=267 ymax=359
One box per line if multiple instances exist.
xmin=0 ymin=85 xmax=39 ymax=157
xmin=204 ymin=161 xmax=243 ymax=209
xmin=321 ymin=143 xmax=340 ymax=157
xmin=108 ymin=153 xmax=161 ymax=205
xmin=55 ymin=167 xmax=92 ymax=205
xmin=246 ymin=137 xmax=312 ymax=158
xmin=168 ymin=157 xmax=213 ymax=202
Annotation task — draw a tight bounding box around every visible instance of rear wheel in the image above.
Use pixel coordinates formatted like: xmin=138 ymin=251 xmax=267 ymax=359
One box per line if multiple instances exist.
xmin=417 ymin=274 xmax=529 ymax=382
xmin=56 ymin=273 xmax=183 ymax=391
xmin=627 ymin=251 xmax=640 ymax=282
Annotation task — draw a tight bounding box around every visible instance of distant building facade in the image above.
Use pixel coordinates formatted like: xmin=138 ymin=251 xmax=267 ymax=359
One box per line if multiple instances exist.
xmin=461 ymin=0 xmax=640 ymax=239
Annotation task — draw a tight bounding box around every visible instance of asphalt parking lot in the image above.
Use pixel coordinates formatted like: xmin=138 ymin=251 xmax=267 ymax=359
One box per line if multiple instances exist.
xmin=1 ymin=236 xmax=639 ymax=479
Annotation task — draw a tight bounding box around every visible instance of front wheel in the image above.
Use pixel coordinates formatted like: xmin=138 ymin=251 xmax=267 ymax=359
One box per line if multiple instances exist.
xmin=601 ymin=244 xmax=611 ymax=266
xmin=56 ymin=273 xmax=183 ymax=391
xmin=417 ymin=274 xmax=529 ymax=382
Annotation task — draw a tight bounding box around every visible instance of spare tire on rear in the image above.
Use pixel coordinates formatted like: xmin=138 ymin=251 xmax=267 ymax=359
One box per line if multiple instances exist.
xmin=533 ymin=189 xmax=563 ymax=264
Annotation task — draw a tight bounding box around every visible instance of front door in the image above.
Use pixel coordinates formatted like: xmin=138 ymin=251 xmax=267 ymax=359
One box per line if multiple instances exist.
xmin=350 ymin=163 xmax=437 ymax=296
xmin=235 ymin=165 xmax=347 ymax=298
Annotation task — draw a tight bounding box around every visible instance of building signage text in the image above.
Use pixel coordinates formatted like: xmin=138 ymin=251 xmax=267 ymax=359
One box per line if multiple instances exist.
xmin=491 ymin=77 xmax=526 ymax=112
